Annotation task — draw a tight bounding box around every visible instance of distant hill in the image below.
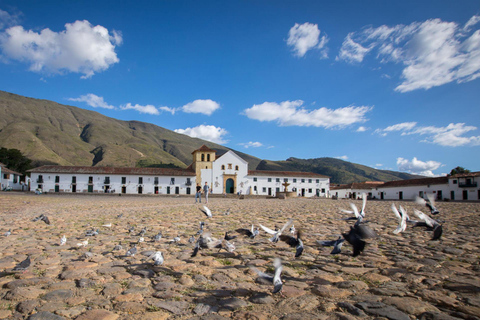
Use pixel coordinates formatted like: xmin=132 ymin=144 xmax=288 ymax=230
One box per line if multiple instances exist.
xmin=0 ymin=90 xmax=423 ymax=184
xmin=256 ymin=157 xmax=424 ymax=184
xmin=0 ymin=91 xmax=261 ymax=169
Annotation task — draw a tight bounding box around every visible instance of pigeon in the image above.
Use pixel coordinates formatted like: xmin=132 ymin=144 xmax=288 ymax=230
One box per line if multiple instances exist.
xmin=188 ymin=235 xmax=196 ymax=243
xmin=76 ymin=239 xmax=89 ymax=247
xmin=138 ymin=237 xmax=145 ymax=243
xmin=85 ymin=229 xmax=99 ymax=237
xmin=200 ymin=206 xmax=212 ymax=218
xmin=391 ymin=203 xmax=408 ymax=234
xmin=236 ymin=225 xmax=259 ymax=239
xmin=260 ymin=218 xmax=293 ymax=243
xmin=224 ymin=232 xmax=237 ymax=241
xmin=153 ymin=232 xmax=163 ymax=242
xmin=289 ymin=225 xmax=296 ymax=234
xmin=416 ymin=194 xmax=440 ymax=215
xmin=81 ymin=251 xmax=94 ymax=261
xmin=222 ymin=240 xmax=236 ymax=253
xmin=196 ymin=221 xmax=205 ymax=235
xmin=126 ymin=245 xmax=137 ymax=257
xmin=113 ymin=241 xmax=123 ymax=251
xmin=4 ymin=229 xmax=11 ymax=237
xmin=60 ymin=235 xmax=67 ymax=246
xmin=169 ymin=236 xmax=181 ymax=243
xmin=138 ymin=227 xmax=147 ymax=237
xmin=411 ymin=209 xmax=443 ymax=240
xmin=317 ymin=236 xmax=345 ymax=255
xmin=102 ymin=223 xmax=112 ymax=228
xmin=251 ymin=258 xmax=283 ymax=294
xmin=340 ymin=194 xmax=367 ymax=220
xmin=147 ymin=251 xmax=164 ymax=265
xmin=33 ymin=214 xmax=51 ymax=225
xmin=342 ymin=226 xmax=366 ymax=257
xmin=128 ymin=226 xmax=134 ymax=234
xmin=279 ymin=229 xmax=304 ymax=257
xmin=32 ymin=214 xmax=44 ymax=222
xmin=13 ymin=256 xmax=31 ymax=272
xmin=191 ymin=239 xmax=201 ymax=257
xmin=224 ymin=209 xmax=231 ymax=216
xmin=117 ymin=213 xmax=123 ymax=218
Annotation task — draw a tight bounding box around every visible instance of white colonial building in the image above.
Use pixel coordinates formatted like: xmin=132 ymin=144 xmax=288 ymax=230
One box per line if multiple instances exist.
xmin=331 ymin=172 xmax=480 ymax=202
xmin=0 ymin=162 xmax=24 ymax=191
xmin=28 ymin=145 xmax=330 ymax=197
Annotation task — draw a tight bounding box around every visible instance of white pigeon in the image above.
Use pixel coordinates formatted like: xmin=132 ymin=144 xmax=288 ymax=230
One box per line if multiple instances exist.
xmin=391 ymin=203 xmax=407 ymax=234
xmin=251 ymin=258 xmax=283 ymax=294
xmin=102 ymin=223 xmax=112 ymax=228
xmin=341 ymin=193 xmax=367 ymax=219
xmin=147 ymin=251 xmax=164 ymax=265
xmin=259 ymin=218 xmax=293 ymax=243
xmin=76 ymin=239 xmax=88 ymax=247
xmin=60 ymin=235 xmax=67 ymax=246
xmin=200 ymin=206 xmax=212 ymax=218
xmin=138 ymin=237 xmax=145 ymax=243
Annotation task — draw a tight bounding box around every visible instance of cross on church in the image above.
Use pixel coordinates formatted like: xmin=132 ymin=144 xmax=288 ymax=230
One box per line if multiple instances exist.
xmin=282 ymin=180 xmax=290 ymax=192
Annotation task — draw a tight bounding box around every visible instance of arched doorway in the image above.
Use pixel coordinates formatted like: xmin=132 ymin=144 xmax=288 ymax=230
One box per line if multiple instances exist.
xmin=226 ymin=178 xmax=234 ymax=194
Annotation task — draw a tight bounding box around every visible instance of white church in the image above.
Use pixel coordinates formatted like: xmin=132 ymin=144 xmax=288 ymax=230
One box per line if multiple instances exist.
xmin=28 ymin=145 xmax=330 ymax=197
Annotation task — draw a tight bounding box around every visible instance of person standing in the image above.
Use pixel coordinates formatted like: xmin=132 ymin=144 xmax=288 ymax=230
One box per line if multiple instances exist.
xmin=203 ymin=182 xmax=210 ymax=204
xmin=195 ymin=184 xmax=202 ymax=203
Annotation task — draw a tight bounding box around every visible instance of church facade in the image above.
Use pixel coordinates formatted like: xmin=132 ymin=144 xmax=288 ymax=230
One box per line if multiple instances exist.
xmin=28 ymin=145 xmax=330 ymax=197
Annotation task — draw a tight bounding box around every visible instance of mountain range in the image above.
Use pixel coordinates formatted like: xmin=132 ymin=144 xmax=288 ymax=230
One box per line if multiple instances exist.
xmin=0 ymin=90 xmax=422 ymax=184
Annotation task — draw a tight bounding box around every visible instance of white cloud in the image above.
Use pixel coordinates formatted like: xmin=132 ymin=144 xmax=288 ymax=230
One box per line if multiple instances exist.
xmin=0 ymin=9 xmax=20 ymax=30
xmin=120 ymin=103 xmax=159 ymax=115
xmin=397 ymin=157 xmax=442 ymax=177
xmin=375 ymin=163 xmax=383 ymax=167
xmin=243 ymin=100 xmax=372 ymax=129
xmin=159 ymin=106 xmax=176 ymax=115
xmin=239 ymin=141 xmax=263 ymax=148
xmin=356 ymin=126 xmax=368 ymax=132
xmin=376 ymin=121 xmax=480 ymax=147
xmin=69 ymin=93 xmax=115 ymax=109
xmin=0 ymin=20 xmax=121 ymax=78
xmin=337 ymin=15 xmax=480 ymax=92
xmin=335 ymin=155 xmax=349 ymax=160
xmin=181 ymin=99 xmax=220 ymax=116
xmin=174 ymin=125 xmax=228 ymax=144
xmin=287 ymin=22 xmax=328 ymax=58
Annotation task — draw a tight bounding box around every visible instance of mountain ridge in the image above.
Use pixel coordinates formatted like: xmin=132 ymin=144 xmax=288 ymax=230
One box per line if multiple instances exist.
xmin=0 ymin=90 xmax=423 ymax=184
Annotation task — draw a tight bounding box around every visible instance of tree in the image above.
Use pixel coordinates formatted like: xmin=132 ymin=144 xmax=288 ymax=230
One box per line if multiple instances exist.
xmin=449 ymin=166 xmax=470 ymax=176
xmin=0 ymin=148 xmax=33 ymax=176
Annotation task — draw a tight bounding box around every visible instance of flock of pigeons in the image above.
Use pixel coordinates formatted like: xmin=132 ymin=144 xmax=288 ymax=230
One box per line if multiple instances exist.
xmin=5 ymin=196 xmax=444 ymax=296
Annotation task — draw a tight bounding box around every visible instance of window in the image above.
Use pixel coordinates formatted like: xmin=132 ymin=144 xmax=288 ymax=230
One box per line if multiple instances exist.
xmin=55 ymin=176 xmax=60 ymax=183
xmin=72 ymin=176 xmax=76 ymax=184
xmin=170 ymin=177 xmax=175 ymax=185
xmin=235 ymin=165 xmax=239 ymax=171
xmin=139 ymin=177 xmax=143 ymax=184
xmin=308 ymin=179 xmax=312 ymax=183
xmin=453 ymin=180 xmax=457 ymax=184
xmin=228 ymin=163 xmax=232 ymax=169
xmin=207 ymin=154 xmax=210 ymax=161
xmin=316 ymin=179 xmax=320 ymax=183
xmin=104 ymin=177 xmax=110 ymax=184
xmin=221 ymin=165 xmax=225 ymax=170
xmin=88 ymin=176 xmax=93 ymax=184
xmin=276 ymin=187 xmax=280 ymax=192
xmin=284 ymin=178 xmax=288 ymax=182
xmin=268 ymin=178 xmax=272 ymax=182
xmin=262 ymin=187 xmax=266 ymax=192
xmin=13 ymin=176 xmax=18 ymax=183
xmin=122 ymin=177 xmax=127 ymax=184
xmin=253 ymin=177 xmax=257 ymax=182
xmin=293 ymin=179 xmax=297 ymax=183
xmin=276 ymin=178 xmax=280 ymax=182
xmin=301 ymin=179 xmax=305 ymax=183
xmin=321 ymin=188 xmax=325 ymax=193
xmin=308 ymin=188 xmax=312 ymax=193
xmin=253 ymin=186 xmax=257 ymax=191
xmin=201 ymin=154 xmax=205 ymax=161
xmin=37 ymin=175 xmax=43 ymax=183
xmin=186 ymin=178 xmax=191 ymax=185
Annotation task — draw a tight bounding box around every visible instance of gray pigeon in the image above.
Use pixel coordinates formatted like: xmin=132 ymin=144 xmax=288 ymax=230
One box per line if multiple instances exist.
xmin=4 ymin=229 xmax=11 ymax=237
xmin=13 ymin=256 xmax=31 ymax=272
xmin=251 ymin=258 xmax=283 ymax=294
xmin=126 ymin=245 xmax=137 ymax=257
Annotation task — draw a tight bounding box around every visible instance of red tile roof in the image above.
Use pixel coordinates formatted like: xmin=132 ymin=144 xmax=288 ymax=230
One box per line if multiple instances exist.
xmin=449 ymin=171 xmax=480 ymax=178
xmin=28 ymin=165 xmax=195 ymax=176
xmin=330 ymin=182 xmax=384 ymax=190
xmin=1 ymin=167 xmax=22 ymax=176
xmin=192 ymin=145 xmax=216 ymax=154
xmin=380 ymin=176 xmax=448 ymax=188
xmin=248 ymin=170 xmax=329 ymax=178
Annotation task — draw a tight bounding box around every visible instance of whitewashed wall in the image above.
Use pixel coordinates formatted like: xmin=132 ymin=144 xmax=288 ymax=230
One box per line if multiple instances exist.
xmin=248 ymin=175 xmax=329 ymax=197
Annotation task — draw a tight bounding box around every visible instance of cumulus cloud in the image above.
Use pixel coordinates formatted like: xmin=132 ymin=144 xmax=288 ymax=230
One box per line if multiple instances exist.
xmin=181 ymin=99 xmax=220 ymax=116
xmin=174 ymin=125 xmax=228 ymax=144
xmin=243 ymin=100 xmax=372 ymax=129
xmin=239 ymin=141 xmax=263 ymax=148
xmin=397 ymin=157 xmax=442 ymax=177
xmin=120 ymin=103 xmax=159 ymax=115
xmin=335 ymin=155 xmax=349 ymax=160
xmin=376 ymin=121 xmax=480 ymax=147
xmin=69 ymin=93 xmax=115 ymax=109
xmin=287 ymin=22 xmax=329 ymax=58
xmin=337 ymin=15 xmax=480 ymax=92
xmin=0 ymin=9 xmax=20 ymax=30
xmin=159 ymin=106 xmax=176 ymax=115
xmin=0 ymin=20 xmax=122 ymax=78
xmin=356 ymin=126 xmax=368 ymax=132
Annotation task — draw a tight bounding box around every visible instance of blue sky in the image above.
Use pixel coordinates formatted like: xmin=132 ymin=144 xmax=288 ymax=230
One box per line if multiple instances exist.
xmin=1 ymin=0 xmax=479 ymax=176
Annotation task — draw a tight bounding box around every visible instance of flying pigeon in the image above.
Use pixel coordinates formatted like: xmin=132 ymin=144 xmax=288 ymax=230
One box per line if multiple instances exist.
xmin=191 ymin=239 xmax=201 ymax=257
xmin=13 ymin=256 xmax=31 ymax=272
xmin=340 ymin=194 xmax=367 ymax=220
xmin=317 ymin=236 xmax=345 ymax=255
xmin=126 ymin=245 xmax=137 ymax=257
xmin=222 ymin=240 xmax=236 ymax=253
xmin=411 ymin=209 xmax=443 ymax=240
xmin=200 ymin=206 xmax=212 ymax=218
xmin=279 ymin=229 xmax=304 ymax=257
xmin=342 ymin=226 xmax=366 ymax=257
xmin=236 ymin=225 xmax=259 ymax=239
xmin=289 ymin=225 xmax=296 ymax=234
xmin=60 ymin=235 xmax=67 ymax=246
xmin=251 ymin=258 xmax=283 ymax=294
xmin=415 ymin=194 xmax=440 ymax=215
xmin=260 ymin=218 xmax=293 ymax=243
xmin=147 ymin=251 xmax=164 ymax=265
xmin=224 ymin=232 xmax=237 ymax=241
xmin=391 ymin=203 xmax=408 ymax=234
xmin=196 ymin=221 xmax=205 ymax=235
